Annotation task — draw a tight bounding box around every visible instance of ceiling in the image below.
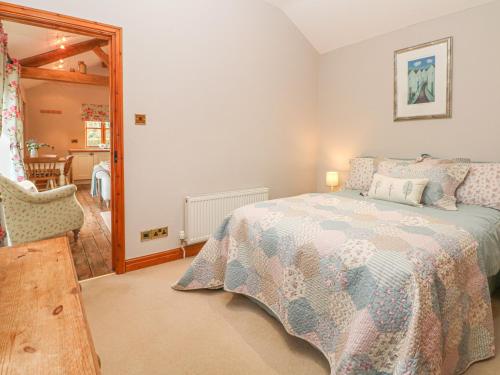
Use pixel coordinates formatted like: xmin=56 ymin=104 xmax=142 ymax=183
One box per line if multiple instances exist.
xmin=3 ymin=21 xmax=108 ymax=89
xmin=265 ymin=0 xmax=496 ymax=53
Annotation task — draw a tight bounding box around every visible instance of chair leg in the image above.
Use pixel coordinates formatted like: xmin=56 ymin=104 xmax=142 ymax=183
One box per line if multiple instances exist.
xmin=73 ymin=229 xmax=80 ymax=242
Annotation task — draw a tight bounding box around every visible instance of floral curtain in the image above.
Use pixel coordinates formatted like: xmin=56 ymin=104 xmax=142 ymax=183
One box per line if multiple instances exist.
xmin=81 ymin=104 xmax=110 ymax=122
xmin=0 ymin=22 xmax=7 ymax=135
xmin=0 ymin=22 xmax=25 ymax=181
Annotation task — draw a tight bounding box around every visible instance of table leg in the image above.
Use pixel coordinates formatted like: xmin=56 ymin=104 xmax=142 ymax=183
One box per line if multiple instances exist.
xmin=58 ymin=164 xmax=65 ymax=186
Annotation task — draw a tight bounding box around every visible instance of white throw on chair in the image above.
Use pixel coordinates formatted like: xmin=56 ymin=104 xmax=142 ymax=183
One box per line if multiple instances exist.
xmin=0 ymin=175 xmax=84 ymax=246
xmin=91 ymin=162 xmax=111 ymax=208
xmin=96 ymin=170 xmax=111 ymax=208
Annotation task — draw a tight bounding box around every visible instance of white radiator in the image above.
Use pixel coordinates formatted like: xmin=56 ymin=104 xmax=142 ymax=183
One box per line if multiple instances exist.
xmin=185 ymin=187 xmax=269 ymax=245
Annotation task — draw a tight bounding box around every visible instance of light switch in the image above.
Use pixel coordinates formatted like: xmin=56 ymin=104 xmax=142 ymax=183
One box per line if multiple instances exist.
xmin=135 ymin=114 xmax=146 ymax=125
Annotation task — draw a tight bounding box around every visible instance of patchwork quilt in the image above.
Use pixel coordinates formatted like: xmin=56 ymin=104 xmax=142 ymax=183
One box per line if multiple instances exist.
xmin=173 ymin=194 xmax=495 ymax=374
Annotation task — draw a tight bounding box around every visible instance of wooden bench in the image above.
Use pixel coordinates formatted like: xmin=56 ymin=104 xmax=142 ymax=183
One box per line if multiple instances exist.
xmin=0 ymin=237 xmax=101 ymax=374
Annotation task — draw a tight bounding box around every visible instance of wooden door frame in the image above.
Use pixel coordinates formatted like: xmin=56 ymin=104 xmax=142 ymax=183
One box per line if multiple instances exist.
xmin=0 ymin=2 xmax=126 ymax=274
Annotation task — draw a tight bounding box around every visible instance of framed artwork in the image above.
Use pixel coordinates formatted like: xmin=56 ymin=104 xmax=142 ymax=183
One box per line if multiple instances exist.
xmin=394 ymin=37 xmax=452 ymax=121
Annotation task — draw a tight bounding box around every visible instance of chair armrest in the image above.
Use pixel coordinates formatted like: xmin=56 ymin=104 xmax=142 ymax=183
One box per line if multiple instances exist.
xmin=18 ymin=180 xmax=38 ymax=193
xmin=22 ymin=184 xmax=78 ymax=204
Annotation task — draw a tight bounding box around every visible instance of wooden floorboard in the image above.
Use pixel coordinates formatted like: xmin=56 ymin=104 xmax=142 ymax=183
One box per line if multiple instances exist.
xmin=81 ymin=236 xmax=110 ymax=276
xmin=93 ymin=232 xmax=112 ymax=270
xmin=70 ymin=238 xmax=93 ymax=280
xmin=68 ymin=185 xmax=113 ymax=281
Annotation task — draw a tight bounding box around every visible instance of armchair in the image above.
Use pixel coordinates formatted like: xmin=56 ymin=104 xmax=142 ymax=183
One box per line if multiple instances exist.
xmin=0 ymin=175 xmax=84 ymax=246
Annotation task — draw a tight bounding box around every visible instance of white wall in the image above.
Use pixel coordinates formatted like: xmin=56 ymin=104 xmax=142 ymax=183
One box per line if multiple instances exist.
xmin=317 ymin=1 xmax=500 ymax=191
xmin=25 ymin=82 xmax=109 ymax=156
xmin=11 ymin=0 xmax=319 ymax=258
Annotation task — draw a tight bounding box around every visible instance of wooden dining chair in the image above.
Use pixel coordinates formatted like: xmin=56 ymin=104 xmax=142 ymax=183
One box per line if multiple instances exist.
xmin=24 ymin=156 xmax=59 ymax=190
xmin=62 ymin=155 xmax=74 ymax=185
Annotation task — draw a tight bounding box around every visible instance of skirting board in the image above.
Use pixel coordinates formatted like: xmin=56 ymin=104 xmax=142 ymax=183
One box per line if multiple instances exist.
xmin=124 ymin=242 xmax=205 ymax=273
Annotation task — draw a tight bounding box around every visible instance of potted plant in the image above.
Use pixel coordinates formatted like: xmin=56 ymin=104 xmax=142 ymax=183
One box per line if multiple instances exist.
xmin=25 ymin=139 xmax=52 ymax=157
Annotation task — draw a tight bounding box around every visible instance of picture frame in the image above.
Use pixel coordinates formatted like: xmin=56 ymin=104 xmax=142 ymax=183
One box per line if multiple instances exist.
xmin=394 ymin=37 xmax=452 ymax=121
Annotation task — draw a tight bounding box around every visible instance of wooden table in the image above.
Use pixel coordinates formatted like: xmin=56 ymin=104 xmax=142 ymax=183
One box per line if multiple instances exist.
xmin=0 ymin=237 xmax=101 ymax=374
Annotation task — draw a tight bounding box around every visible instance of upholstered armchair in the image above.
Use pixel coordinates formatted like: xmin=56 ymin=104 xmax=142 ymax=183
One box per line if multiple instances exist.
xmin=0 ymin=175 xmax=84 ymax=246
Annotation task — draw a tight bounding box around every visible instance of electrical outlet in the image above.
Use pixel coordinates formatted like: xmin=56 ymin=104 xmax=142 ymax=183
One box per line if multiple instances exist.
xmin=140 ymin=226 xmax=168 ymax=242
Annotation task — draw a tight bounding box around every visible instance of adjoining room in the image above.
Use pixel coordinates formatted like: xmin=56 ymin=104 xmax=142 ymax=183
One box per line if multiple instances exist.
xmin=0 ymin=20 xmax=113 ymax=280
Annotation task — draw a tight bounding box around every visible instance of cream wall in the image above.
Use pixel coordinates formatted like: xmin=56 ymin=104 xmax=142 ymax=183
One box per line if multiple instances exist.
xmin=317 ymin=1 xmax=500 ymax=191
xmin=24 ymin=82 xmax=109 ymax=156
xmin=12 ymin=0 xmax=319 ymax=258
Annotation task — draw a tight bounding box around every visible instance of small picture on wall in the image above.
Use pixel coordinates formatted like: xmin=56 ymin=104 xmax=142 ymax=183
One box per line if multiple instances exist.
xmin=394 ymin=37 xmax=452 ymax=121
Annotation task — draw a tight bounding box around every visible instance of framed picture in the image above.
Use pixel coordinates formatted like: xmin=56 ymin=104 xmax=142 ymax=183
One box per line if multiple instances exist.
xmin=394 ymin=37 xmax=452 ymax=121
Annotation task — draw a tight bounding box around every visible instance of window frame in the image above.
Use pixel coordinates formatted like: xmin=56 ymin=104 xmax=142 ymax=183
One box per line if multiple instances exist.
xmin=84 ymin=120 xmax=110 ymax=148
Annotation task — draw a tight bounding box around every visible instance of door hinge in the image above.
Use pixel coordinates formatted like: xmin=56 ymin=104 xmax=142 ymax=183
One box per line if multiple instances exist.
xmin=114 ymin=150 xmax=118 ymax=163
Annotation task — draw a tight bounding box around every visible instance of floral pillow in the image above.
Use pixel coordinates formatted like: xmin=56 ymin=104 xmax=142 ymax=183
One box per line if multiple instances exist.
xmin=377 ymin=160 xmax=470 ymax=210
xmin=376 ymin=159 xmax=416 ymax=175
xmin=346 ymin=157 xmax=417 ymax=191
xmin=456 ymin=163 xmax=500 ymax=210
xmin=345 ymin=158 xmax=375 ymax=191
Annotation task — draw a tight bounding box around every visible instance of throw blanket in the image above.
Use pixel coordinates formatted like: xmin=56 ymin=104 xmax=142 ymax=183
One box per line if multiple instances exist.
xmin=90 ymin=161 xmax=110 ymax=197
xmin=173 ymin=194 xmax=495 ymax=374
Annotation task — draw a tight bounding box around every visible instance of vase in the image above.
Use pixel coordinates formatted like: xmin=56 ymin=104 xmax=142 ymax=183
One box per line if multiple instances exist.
xmin=29 ymin=148 xmax=38 ymax=158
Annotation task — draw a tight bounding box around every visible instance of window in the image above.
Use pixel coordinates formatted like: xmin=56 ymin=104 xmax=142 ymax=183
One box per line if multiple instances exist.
xmin=85 ymin=121 xmax=110 ymax=148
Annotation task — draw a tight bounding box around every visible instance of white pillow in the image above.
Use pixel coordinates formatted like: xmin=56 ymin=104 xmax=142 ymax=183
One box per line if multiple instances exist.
xmin=368 ymin=174 xmax=429 ymax=207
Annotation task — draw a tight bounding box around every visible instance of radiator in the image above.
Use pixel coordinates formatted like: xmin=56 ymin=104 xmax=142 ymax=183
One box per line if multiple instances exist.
xmin=185 ymin=187 xmax=269 ymax=245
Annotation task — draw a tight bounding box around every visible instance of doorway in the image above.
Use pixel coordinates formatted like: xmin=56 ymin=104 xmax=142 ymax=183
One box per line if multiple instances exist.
xmin=0 ymin=3 xmax=125 ymax=275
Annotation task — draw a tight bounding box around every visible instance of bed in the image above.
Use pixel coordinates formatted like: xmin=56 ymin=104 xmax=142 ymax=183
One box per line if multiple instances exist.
xmin=173 ymin=189 xmax=500 ymax=374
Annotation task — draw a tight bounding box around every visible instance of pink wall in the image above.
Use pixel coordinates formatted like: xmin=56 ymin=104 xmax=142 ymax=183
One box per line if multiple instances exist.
xmin=24 ymin=81 xmax=109 ymax=157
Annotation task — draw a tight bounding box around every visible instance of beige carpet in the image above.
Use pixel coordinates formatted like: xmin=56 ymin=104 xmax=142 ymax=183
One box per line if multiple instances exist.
xmin=81 ymin=258 xmax=500 ymax=375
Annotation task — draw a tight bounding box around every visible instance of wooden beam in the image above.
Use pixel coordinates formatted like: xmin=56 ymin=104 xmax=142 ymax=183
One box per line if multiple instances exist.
xmin=92 ymin=46 xmax=109 ymax=67
xmin=19 ymin=38 xmax=108 ymax=67
xmin=0 ymin=3 xmax=116 ymax=39
xmin=21 ymin=66 xmax=108 ymax=86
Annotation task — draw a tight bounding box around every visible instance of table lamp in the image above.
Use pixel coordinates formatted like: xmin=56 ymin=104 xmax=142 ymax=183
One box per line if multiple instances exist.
xmin=326 ymin=171 xmax=339 ymax=192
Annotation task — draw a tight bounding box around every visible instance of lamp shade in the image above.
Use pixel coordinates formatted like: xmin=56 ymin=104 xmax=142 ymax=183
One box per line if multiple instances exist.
xmin=326 ymin=171 xmax=339 ymax=187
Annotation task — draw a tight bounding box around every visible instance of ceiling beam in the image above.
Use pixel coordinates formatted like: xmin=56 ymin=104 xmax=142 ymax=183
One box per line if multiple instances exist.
xmin=19 ymin=38 xmax=108 ymax=67
xmin=92 ymin=46 xmax=109 ymax=67
xmin=21 ymin=66 xmax=108 ymax=86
